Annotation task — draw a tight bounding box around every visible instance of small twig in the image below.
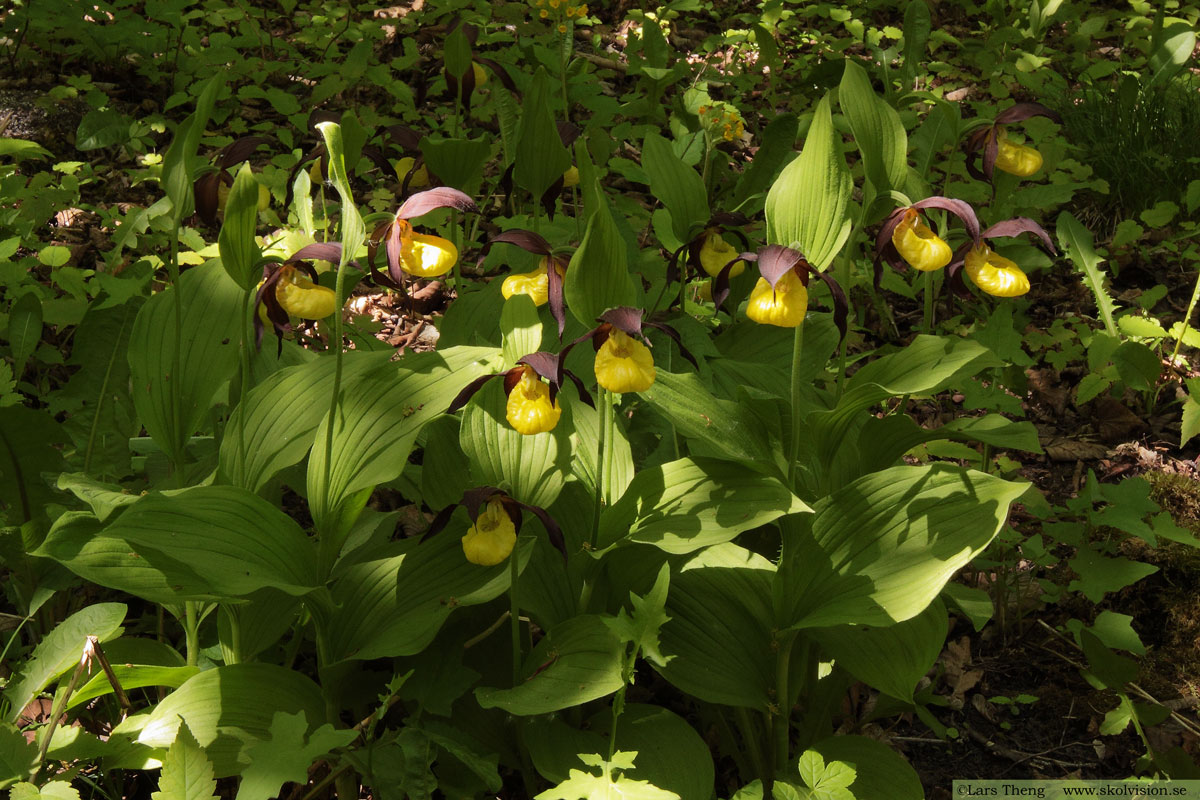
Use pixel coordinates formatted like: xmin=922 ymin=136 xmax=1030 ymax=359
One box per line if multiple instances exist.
xmin=464 ymin=611 xmax=512 ymax=650
xmin=575 ymin=51 xmax=628 ymax=74
xmin=34 ymin=636 xmax=96 ymax=778
xmin=89 ymin=640 xmax=132 ymax=716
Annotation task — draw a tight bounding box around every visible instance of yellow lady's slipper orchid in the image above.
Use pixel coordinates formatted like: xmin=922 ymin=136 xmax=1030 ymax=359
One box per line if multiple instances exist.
xmin=461 ymin=496 xmax=518 ymax=566
xmin=275 ymin=266 xmax=338 ymax=319
xmin=562 ymin=165 xmax=580 ymax=187
xmin=698 ymin=231 xmax=743 ymax=278
xmin=594 ymin=329 xmax=655 ymax=393
xmin=746 ymin=269 xmax=807 ymax=327
xmin=502 ymin=259 xmax=550 ymax=306
xmin=993 ymin=136 xmax=1042 ymax=177
xmin=472 ymin=62 xmax=488 ymax=87
xmin=401 ymin=232 xmax=458 ymax=278
xmin=506 ymin=365 xmax=562 ymax=435
xmin=891 ymin=208 xmax=952 ymax=272
xmin=964 ymin=243 xmax=1030 ymax=298
xmin=394 ymin=157 xmax=430 ymax=189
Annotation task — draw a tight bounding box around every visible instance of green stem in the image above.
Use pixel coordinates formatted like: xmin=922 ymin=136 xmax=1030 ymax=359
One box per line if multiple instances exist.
xmin=734 ymin=706 xmax=769 ymax=788
xmin=788 ymin=323 xmax=805 ymax=490
xmin=588 ymin=389 xmax=610 ymax=549
xmin=1171 ymin=266 xmax=1200 ymax=362
xmin=834 ymin=210 xmax=867 ymax=400
xmin=510 ymin=553 xmax=522 ymax=687
xmin=773 ymin=630 xmax=798 ymax=770
xmin=184 ymin=601 xmax=199 ymax=667
xmin=923 ymin=270 xmax=936 ymax=334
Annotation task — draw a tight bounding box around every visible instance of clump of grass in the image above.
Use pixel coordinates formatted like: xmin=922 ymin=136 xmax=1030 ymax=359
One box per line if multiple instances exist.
xmin=1058 ymin=74 xmax=1200 ymax=230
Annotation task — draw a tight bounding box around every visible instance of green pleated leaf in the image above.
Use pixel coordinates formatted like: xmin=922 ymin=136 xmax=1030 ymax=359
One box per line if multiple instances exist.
xmin=219 ymin=351 xmax=390 ymax=492
xmin=150 ymin=720 xmax=218 ymax=800
xmin=69 ymin=664 xmax=200 ymax=710
xmin=642 ymin=371 xmax=781 ymax=474
xmin=7 ymin=291 xmax=42 ymax=376
xmin=127 ymin=261 xmax=243 ymax=467
xmin=476 ymin=614 xmax=624 ymax=715
xmin=839 ymin=59 xmax=907 ymax=198
xmin=38 ymin=487 xmax=319 ymax=602
xmin=526 ymin=705 xmax=714 ymax=800
xmin=656 ymin=544 xmax=776 ymax=709
xmin=419 ymin=416 xmax=472 ymax=512
xmin=569 ymin=399 xmax=633 ymax=506
xmin=599 ymin=457 xmax=809 ymax=553
xmin=460 ymin=381 xmax=569 ymax=509
xmin=514 ymin=68 xmax=572 ymax=200
xmin=315 ymin=533 xmax=531 ymax=663
xmin=642 ymin=133 xmax=710 ymax=243
xmin=764 ymin=94 xmax=852 ymax=268
xmin=900 ymin=0 xmax=933 ymax=85
xmin=0 ymin=406 xmax=68 ymax=524
xmin=805 ymin=735 xmax=923 ymax=800
xmin=316 ymin=121 xmax=366 ymax=278
xmin=500 ymin=294 xmax=543 ymax=368
xmin=810 ymin=600 xmax=947 ymax=703
xmin=778 ymin=464 xmax=1026 ymax=629
xmin=53 ymin=297 xmax=143 ymax=479
xmin=420 ymin=135 xmax=492 ymax=195
xmin=731 ymin=113 xmax=798 ymax=213
xmin=161 ymin=75 xmax=224 ymax=222
xmin=563 ymin=203 xmax=637 ymax=327
xmin=137 ymin=663 xmax=326 ymax=778
xmin=307 ymin=346 xmax=499 ymax=546
xmin=3 ymin=603 xmax=126 ymax=723
xmin=217 ymin=163 xmax=262 ymax=291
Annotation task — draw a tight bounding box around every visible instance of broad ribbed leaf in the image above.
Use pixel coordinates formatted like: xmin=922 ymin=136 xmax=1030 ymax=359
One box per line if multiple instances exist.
xmin=810 ymin=600 xmax=947 ymax=702
xmin=69 ymin=664 xmax=200 ymax=710
xmin=0 ymin=406 xmax=67 ymax=523
xmin=150 ymin=721 xmax=218 ymax=800
xmin=219 ymin=351 xmax=390 ymax=492
xmin=500 ymin=294 xmax=543 ymax=368
xmin=7 ymin=291 xmax=41 ymax=374
xmin=563 ymin=204 xmax=637 ymax=326
xmin=765 ymin=94 xmax=852 ymax=269
xmin=138 ymin=664 xmax=326 ymax=778
xmin=642 ymin=371 xmax=781 ymax=474
xmin=161 ymin=75 xmax=223 ymax=222
xmin=315 ymin=534 xmax=530 ymax=663
xmin=900 ymin=0 xmax=932 ymax=84
xmin=3 ymin=603 xmax=126 ymax=723
xmin=127 ymin=261 xmax=242 ymax=466
xmin=839 ymin=59 xmax=907 ymax=197
xmin=307 ymin=346 xmax=498 ymax=544
xmin=656 ymin=544 xmax=776 ymax=709
xmin=599 ymin=457 xmax=809 ymax=553
xmin=731 ymin=113 xmax=798 ymax=212
xmin=778 ymin=464 xmax=1025 ymax=629
xmin=460 ymin=381 xmax=569 ymax=509
xmin=476 ymin=615 xmax=624 ymax=715
xmin=39 ymin=487 xmax=319 ymax=602
xmin=217 ymin=163 xmax=261 ymax=290
xmin=514 ymin=68 xmax=572 ymax=200
xmin=569 ymin=399 xmax=633 ymax=505
xmin=642 ymin=133 xmax=709 ymax=243
xmin=315 ymin=121 xmax=366 ymax=276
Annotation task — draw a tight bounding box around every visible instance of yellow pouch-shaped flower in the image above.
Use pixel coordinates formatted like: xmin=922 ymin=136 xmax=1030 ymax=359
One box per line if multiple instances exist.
xmin=965 ymin=244 xmax=1030 ymax=297
xmin=394 ymin=157 xmax=430 ymax=189
xmin=594 ymin=329 xmax=655 ymax=393
xmin=698 ymin=232 xmax=743 ymax=278
xmin=891 ymin=209 xmax=952 ymax=272
xmin=276 ymin=268 xmax=338 ymax=319
xmin=506 ymin=366 xmax=562 ymax=435
xmin=401 ymin=233 xmax=458 ymax=278
xmin=994 ymin=137 xmax=1042 ymax=177
xmin=462 ymin=497 xmax=517 ymax=566
xmin=472 ymin=62 xmax=488 ymax=88
xmin=501 ymin=260 xmax=549 ymax=306
xmin=562 ymin=166 xmax=580 ymax=187
xmin=746 ymin=270 xmax=807 ymax=327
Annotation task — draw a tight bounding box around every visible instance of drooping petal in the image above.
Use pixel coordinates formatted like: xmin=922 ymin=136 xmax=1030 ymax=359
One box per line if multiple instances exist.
xmin=964 ymin=244 xmax=1030 ymax=298
xmin=746 ymin=269 xmax=807 ymax=327
xmin=461 ymin=497 xmax=518 ymax=566
xmin=594 ymin=329 xmax=655 ymax=393
xmin=891 ymin=208 xmax=952 ymax=272
xmin=994 ymin=137 xmax=1043 ymax=177
xmin=505 ymin=365 xmax=562 ymax=434
xmin=401 ymin=233 xmax=459 ymax=278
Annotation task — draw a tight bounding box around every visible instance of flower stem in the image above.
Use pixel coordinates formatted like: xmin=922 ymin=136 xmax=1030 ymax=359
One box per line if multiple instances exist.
xmin=1171 ymin=267 xmax=1200 ymax=362
xmin=510 ymin=552 xmax=522 ymax=687
xmin=788 ymin=322 xmax=805 ymax=490
xmin=923 ymin=270 xmax=936 ymax=334
xmin=773 ymin=630 xmax=798 ymax=771
xmin=588 ymin=388 xmax=610 ymax=549
xmin=184 ymin=601 xmax=199 ymax=667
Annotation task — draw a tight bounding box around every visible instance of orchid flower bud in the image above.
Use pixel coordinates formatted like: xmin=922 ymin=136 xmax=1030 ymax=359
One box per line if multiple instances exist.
xmin=461 ymin=496 xmax=518 ymax=566
xmin=746 ymin=269 xmax=807 ymax=327
xmin=594 ymin=328 xmax=655 ymax=393
xmin=964 ymin=243 xmax=1030 ymax=297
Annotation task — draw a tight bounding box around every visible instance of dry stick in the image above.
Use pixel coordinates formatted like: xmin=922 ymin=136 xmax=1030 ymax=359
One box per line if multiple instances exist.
xmin=1034 ymin=620 xmax=1200 ymax=739
xmin=89 ymin=639 xmax=132 ymax=715
xmin=35 ymin=636 xmax=97 ymax=777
